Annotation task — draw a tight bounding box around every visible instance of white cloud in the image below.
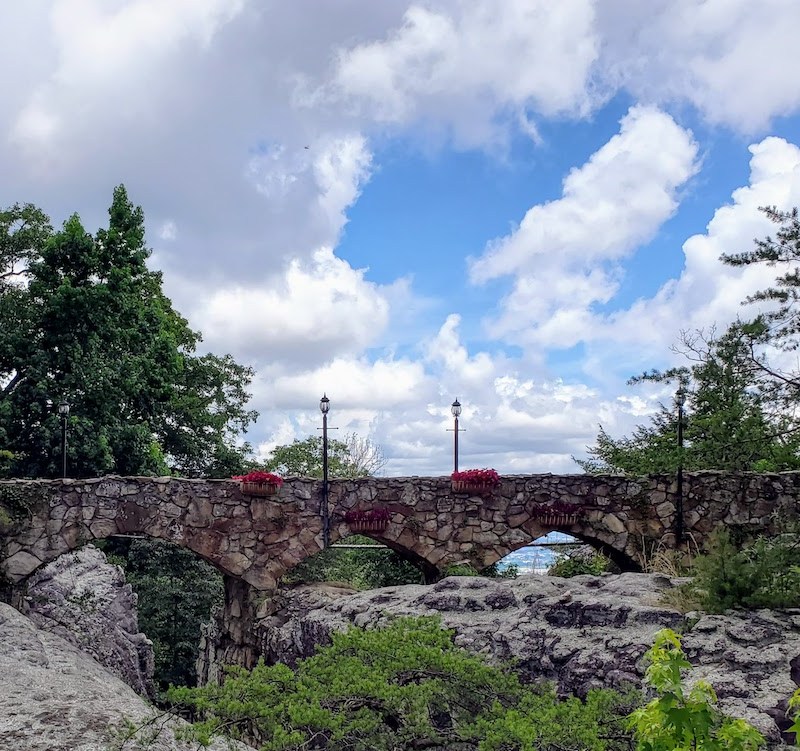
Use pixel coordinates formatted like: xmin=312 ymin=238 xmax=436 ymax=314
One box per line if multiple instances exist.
xmin=471 ymin=106 xmax=699 ymax=348
xmin=326 ymin=0 xmax=598 ymax=147
xmin=11 ymin=0 xmax=246 ymax=158
xmin=187 ymin=247 xmax=390 ymax=366
xmin=597 ymin=0 xmax=800 ymax=133
xmin=599 ymin=136 xmax=800 ymax=353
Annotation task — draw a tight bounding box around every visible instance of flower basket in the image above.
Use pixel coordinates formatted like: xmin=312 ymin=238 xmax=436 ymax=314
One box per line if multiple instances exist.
xmin=451 ymin=469 xmax=500 ymax=495
xmin=450 ymin=480 xmax=496 ymax=495
xmin=233 ymin=471 xmax=283 ymax=498
xmin=537 ymin=512 xmax=576 ymax=527
xmin=240 ymin=481 xmax=280 ymax=497
xmin=345 ymin=507 xmax=391 ymax=533
xmin=348 ymin=518 xmax=389 ymax=533
xmin=531 ymin=501 xmax=580 ymax=527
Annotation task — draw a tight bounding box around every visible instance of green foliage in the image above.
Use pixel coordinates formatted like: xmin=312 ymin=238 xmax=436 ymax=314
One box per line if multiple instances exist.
xmin=0 ymin=449 xmax=14 ymax=478
xmin=169 ymin=616 xmax=632 ymax=751
xmin=578 ymin=327 xmax=800 ymax=475
xmin=264 ymin=433 xmax=384 ymax=479
xmin=691 ymin=527 xmax=800 ymax=612
xmin=282 ymin=535 xmax=424 ymax=589
xmin=0 ymin=187 xmax=256 ymax=479
xmin=440 ymin=562 xmax=519 ymax=578
xmin=788 ymin=688 xmax=800 ymax=744
xmin=548 ymin=547 xmax=609 ymax=577
xmin=101 ymin=538 xmax=223 ymax=692
xmin=628 ymin=628 xmax=764 ymax=751
xmin=721 ymin=207 xmax=800 ymax=352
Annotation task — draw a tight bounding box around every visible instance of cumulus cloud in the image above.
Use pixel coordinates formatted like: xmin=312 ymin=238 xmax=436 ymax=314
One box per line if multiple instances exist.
xmin=11 ymin=0 xmax=246 ymax=159
xmin=325 ymin=0 xmax=598 ymax=147
xmin=4 ymin=1 xmax=800 ymax=480
xmin=598 ymin=136 xmax=800 ymax=353
xmin=471 ymin=106 xmax=699 ymax=347
xmin=185 ymin=246 xmax=390 ymax=367
xmin=596 ymin=0 xmax=800 ymax=133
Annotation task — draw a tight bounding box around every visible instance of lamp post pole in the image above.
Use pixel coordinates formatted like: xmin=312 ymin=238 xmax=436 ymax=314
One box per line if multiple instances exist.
xmin=449 ymin=399 xmax=463 ymax=473
xmin=320 ymin=394 xmax=330 ymax=548
xmin=58 ymin=401 xmax=70 ymax=479
xmin=675 ymin=387 xmax=686 ymax=545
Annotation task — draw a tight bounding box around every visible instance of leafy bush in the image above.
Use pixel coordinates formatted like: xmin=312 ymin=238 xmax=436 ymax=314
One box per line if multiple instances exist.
xmin=692 ymin=527 xmax=800 ymax=612
xmin=628 ymin=628 xmax=763 ymax=751
xmin=281 ymin=535 xmax=424 ymax=589
xmin=789 ymin=689 xmax=800 ymax=744
xmin=169 ymin=616 xmax=632 ymax=751
xmin=548 ymin=547 xmax=609 ymax=577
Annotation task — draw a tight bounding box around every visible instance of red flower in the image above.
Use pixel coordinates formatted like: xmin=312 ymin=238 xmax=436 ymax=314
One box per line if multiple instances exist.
xmin=232 ymin=471 xmax=284 ymax=486
xmin=451 ymin=468 xmax=500 ymax=486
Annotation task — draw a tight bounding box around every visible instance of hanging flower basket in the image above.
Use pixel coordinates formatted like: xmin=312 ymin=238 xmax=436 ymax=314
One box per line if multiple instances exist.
xmin=451 ymin=468 xmax=500 ymax=495
xmin=531 ymin=501 xmax=580 ymax=527
xmin=536 ymin=512 xmax=575 ymax=527
xmin=345 ymin=507 xmax=390 ymax=533
xmin=233 ymin=471 xmax=284 ymax=497
xmin=348 ymin=518 xmax=390 ymax=533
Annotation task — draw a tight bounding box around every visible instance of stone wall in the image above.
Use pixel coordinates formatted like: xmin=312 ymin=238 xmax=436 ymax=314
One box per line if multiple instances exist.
xmin=2 ymin=472 xmax=799 ymax=596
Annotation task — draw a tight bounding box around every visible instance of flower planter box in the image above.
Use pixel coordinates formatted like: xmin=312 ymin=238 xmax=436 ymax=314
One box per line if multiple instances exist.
xmin=451 ymin=480 xmax=495 ymax=495
xmin=537 ymin=512 xmax=577 ymax=527
xmin=348 ymin=519 xmax=389 ymax=533
xmin=240 ymin=481 xmax=280 ymax=497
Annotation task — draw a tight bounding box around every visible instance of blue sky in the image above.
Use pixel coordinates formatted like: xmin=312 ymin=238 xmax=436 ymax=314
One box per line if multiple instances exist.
xmin=2 ymin=1 xmax=800 ymax=476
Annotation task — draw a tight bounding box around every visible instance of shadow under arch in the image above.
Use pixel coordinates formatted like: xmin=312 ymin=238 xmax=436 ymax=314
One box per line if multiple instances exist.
xmin=280 ymin=529 xmax=434 ymax=589
xmin=93 ymin=535 xmax=224 ymax=690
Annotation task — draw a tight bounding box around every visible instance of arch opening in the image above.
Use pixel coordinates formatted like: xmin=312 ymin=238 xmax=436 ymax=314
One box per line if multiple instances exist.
xmin=493 ymin=529 xmax=640 ymax=576
xmin=280 ymin=531 xmax=430 ymax=589
xmin=94 ymin=536 xmax=224 ymax=692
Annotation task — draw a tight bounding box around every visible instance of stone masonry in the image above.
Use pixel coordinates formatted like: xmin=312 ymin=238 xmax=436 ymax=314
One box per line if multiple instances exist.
xmin=2 ymin=472 xmax=799 ymax=594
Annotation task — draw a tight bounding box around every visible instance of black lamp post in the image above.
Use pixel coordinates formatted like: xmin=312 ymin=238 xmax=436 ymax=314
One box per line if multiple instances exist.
xmin=450 ymin=398 xmax=462 ymax=473
xmin=675 ymin=386 xmax=686 ymax=544
xmin=320 ymin=394 xmax=330 ymax=548
xmin=57 ymin=400 xmax=70 ymax=479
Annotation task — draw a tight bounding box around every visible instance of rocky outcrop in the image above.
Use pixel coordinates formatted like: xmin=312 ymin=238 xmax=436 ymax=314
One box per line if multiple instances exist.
xmin=23 ymin=546 xmax=156 ymax=698
xmin=0 ymin=603 xmax=250 ymax=751
xmin=201 ymin=573 xmax=800 ymax=745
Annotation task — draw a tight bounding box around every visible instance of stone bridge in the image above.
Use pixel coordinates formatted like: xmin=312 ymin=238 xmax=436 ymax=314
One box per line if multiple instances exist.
xmin=2 ymin=472 xmax=799 ymax=593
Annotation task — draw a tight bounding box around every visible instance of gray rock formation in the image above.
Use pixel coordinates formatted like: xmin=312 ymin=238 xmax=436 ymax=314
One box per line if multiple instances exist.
xmin=215 ymin=573 xmax=800 ymax=745
xmin=0 ymin=603 xmax=248 ymax=751
xmin=23 ymin=545 xmax=155 ymax=698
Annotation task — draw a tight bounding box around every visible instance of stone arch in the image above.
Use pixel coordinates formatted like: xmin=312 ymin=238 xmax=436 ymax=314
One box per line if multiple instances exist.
xmin=477 ymin=519 xmax=642 ymax=574
xmin=323 ymin=525 xmax=440 ymax=584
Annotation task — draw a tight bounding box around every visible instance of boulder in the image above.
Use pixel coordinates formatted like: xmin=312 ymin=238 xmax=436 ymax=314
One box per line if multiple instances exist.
xmin=0 ymin=603 xmax=250 ymax=751
xmin=241 ymin=573 xmax=800 ymax=744
xmin=24 ymin=545 xmax=155 ymax=698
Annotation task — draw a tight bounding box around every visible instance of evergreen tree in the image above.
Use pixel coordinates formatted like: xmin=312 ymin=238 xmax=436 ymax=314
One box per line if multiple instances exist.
xmin=578 ymin=327 xmax=800 ymax=474
xmin=0 ymin=186 xmax=256 ymax=478
xmin=721 ymin=206 xmax=800 ymax=410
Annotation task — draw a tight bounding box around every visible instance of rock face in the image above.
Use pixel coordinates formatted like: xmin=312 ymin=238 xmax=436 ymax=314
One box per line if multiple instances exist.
xmin=203 ymin=573 xmax=800 ymax=745
xmin=23 ymin=545 xmax=156 ymax=698
xmin=0 ymin=603 xmax=249 ymax=751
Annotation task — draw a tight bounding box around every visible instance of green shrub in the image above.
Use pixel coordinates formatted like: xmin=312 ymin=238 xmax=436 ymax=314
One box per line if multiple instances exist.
xmin=692 ymin=528 xmax=800 ymax=612
xmin=281 ymin=535 xmax=424 ymax=589
xmin=548 ymin=547 xmax=609 ymax=577
xmin=628 ymin=628 xmax=764 ymax=751
xmin=169 ymin=616 xmax=632 ymax=751
xmin=789 ymin=689 xmax=800 ymax=744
